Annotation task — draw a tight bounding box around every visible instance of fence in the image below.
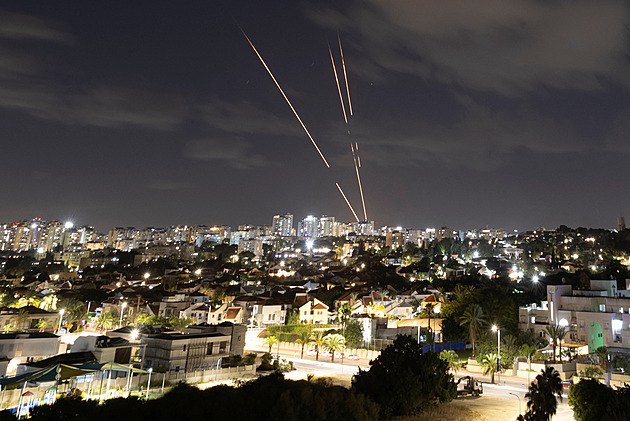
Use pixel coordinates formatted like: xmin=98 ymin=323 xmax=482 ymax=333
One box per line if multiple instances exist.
xmin=0 ymin=364 xmax=256 ymax=412
xmin=421 ymin=341 xmax=465 ymax=354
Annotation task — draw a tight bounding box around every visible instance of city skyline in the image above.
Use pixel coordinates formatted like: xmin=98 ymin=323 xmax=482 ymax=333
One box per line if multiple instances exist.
xmin=1 ymin=2 xmax=629 ymax=231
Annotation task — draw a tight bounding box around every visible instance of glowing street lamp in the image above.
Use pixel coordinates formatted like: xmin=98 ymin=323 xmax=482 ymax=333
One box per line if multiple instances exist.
xmin=119 ymin=302 xmax=127 ymax=327
xmin=57 ymin=309 xmax=65 ymax=334
xmin=194 ymin=269 xmax=202 ymax=277
xmin=144 ymin=273 xmax=150 ymax=280
xmin=492 ymin=325 xmax=501 ymax=384
xmin=145 ymin=368 xmax=153 ymax=400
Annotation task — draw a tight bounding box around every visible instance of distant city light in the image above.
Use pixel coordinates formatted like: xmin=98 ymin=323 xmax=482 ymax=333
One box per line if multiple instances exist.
xmin=64 ymin=221 xmax=74 ymax=229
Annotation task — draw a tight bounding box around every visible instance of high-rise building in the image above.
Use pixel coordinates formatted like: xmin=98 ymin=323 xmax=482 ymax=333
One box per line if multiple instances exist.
xmin=619 ymin=216 xmax=626 ymax=232
xmin=272 ymin=214 xmax=293 ymax=237
xmin=298 ymin=215 xmax=318 ymax=238
xmin=318 ymin=216 xmax=336 ymax=237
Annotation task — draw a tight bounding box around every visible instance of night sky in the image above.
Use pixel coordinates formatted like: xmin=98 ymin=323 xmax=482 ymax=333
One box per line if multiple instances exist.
xmin=1 ymin=1 xmax=629 ymax=232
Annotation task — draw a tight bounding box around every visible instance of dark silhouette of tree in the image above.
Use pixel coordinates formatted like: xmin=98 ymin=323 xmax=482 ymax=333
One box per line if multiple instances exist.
xmin=518 ymin=367 xmax=563 ymax=421
xmin=352 ymin=335 xmax=456 ymax=418
xmin=459 ymin=304 xmax=486 ymax=356
xmin=568 ymin=378 xmax=630 ymax=421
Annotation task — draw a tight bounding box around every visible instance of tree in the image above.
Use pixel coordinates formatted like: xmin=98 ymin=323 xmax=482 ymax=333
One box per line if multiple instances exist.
xmin=422 ymin=303 xmax=436 ymax=346
xmin=439 ymin=350 xmax=461 ymax=373
xmin=169 ymin=316 xmax=194 ymax=332
xmin=36 ymin=319 xmax=48 ymax=333
xmin=294 ymin=328 xmax=312 ymax=359
xmin=520 ymin=344 xmax=538 ymax=384
xmin=58 ymin=297 xmax=88 ymax=331
xmin=11 ymin=309 xmax=30 ymax=331
xmin=458 ymin=304 xmax=486 ymax=356
xmin=595 ymin=346 xmax=611 ymax=386
xmin=322 ymin=334 xmax=346 ymax=363
xmin=344 ymin=319 xmax=363 ymax=349
xmin=264 ymin=335 xmax=279 ymax=354
xmin=519 ymin=367 xmax=563 ymax=421
xmin=338 ymin=303 xmax=351 ymax=334
xmin=568 ymin=379 xmax=630 ymax=421
xmin=95 ymin=311 xmax=117 ymax=331
xmin=352 ymin=335 xmax=456 ymax=418
xmin=478 ymin=352 xmax=498 ymax=384
xmin=311 ymin=330 xmax=325 ymax=361
xmin=545 ymin=324 xmax=567 ymax=363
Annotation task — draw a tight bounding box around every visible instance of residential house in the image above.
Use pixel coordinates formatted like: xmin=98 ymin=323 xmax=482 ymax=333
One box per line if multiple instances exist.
xmin=294 ymin=294 xmax=329 ymax=324
xmin=142 ymin=331 xmax=231 ymax=373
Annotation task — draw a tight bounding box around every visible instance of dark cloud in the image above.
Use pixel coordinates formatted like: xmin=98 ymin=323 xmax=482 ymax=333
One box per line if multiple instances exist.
xmin=0 ymin=10 xmax=187 ymax=131
xmin=184 ymin=138 xmax=275 ymax=169
xmin=0 ymin=10 xmax=72 ymax=43
xmin=310 ymin=0 xmax=630 ymax=95
xmin=201 ymin=97 xmax=300 ymax=136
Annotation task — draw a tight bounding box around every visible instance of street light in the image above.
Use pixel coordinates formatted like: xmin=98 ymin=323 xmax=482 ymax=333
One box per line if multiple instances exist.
xmin=57 ymin=309 xmax=65 ymax=334
xmin=492 ymin=325 xmax=501 ymax=384
xmin=509 ymin=392 xmax=521 ymax=415
xmin=145 ymin=368 xmax=152 ymax=400
xmin=119 ymin=302 xmax=127 ymax=327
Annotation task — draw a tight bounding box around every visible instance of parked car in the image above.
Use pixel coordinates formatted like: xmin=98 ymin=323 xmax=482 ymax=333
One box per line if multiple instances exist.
xmin=346 ymin=354 xmax=360 ymax=361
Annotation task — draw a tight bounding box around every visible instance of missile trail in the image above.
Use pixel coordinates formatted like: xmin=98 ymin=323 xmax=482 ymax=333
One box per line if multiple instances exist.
xmin=338 ymin=32 xmax=353 ymax=116
xmin=336 ymin=182 xmax=360 ymax=222
xmin=328 ymin=43 xmax=348 ymax=124
xmin=240 ymin=27 xmax=330 ymax=168
xmin=351 ymin=144 xmax=368 ymax=221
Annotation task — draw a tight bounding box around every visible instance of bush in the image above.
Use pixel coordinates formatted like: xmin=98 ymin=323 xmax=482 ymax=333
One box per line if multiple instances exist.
xmin=353 ymin=335 xmax=456 ymax=418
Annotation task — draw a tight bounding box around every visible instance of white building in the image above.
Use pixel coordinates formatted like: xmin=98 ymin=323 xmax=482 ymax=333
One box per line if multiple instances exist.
xmin=519 ymin=280 xmax=630 ymax=353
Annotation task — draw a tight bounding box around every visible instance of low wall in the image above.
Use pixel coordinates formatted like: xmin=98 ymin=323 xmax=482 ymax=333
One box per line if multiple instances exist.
xmin=0 ymin=364 xmax=256 ymax=411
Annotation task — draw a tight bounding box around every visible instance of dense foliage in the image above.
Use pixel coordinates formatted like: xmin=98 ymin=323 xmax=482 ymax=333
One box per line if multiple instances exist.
xmin=352 ymin=335 xmax=456 ymax=418
xmin=568 ymin=379 xmax=630 ymax=421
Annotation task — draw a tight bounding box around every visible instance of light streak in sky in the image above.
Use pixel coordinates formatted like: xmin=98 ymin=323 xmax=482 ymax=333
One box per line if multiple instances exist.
xmin=240 ymin=27 xmax=330 ymax=168
xmin=338 ymin=32 xmax=353 ymax=116
xmin=336 ymin=182 xmax=360 ymax=222
xmin=328 ymin=43 xmax=348 ymax=124
xmin=351 ymin=143 xmax=367 ymax=221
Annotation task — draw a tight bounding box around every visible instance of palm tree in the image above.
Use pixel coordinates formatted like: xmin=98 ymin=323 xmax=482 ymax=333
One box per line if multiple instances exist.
xmin=520 ymin=344 xmax=538 ymax=384
xmin=453 ymin=285 xmax=474 ymax=302
xmin=479 ymin=352 xmax=498 ymax=384
xmin=294 ymin=328 xmax=312 ymax=359
xmin=170 ymin=316 xmax=194 ymax=332
xmin=422 ymin=303 xmax=436 ymax=346
xmin=439 ymin=350 xmax=461 ymax=373
xmin=38 ymin=294 xmax=57 ymax=312
xmin=264 ymin=335 xmax=279 ymax=354
xmin=311 ymin=330 xmax=325 ymax=361
xmin=521 ymin=367 xmax=563 ymax=421
xmin=459 ymin=304 xmax=486 ymax=357
xmin=58 ymin=298 xmax=88 ymax=331
xmin=545 ymin=324 xmax=567 ymax=363
xmin=95 ymin=311 xmax=117 ymax=331
xmin=595 ymin=346 xmax=611 ymax=386
xmin=36 ymin=319 xmax=48 ymax=333
xmin=338 ymin=303 xmax=351 ymax=335
xmin=11 ymin=309 xmax=30 ymax=331
xmin=322 ymin=334 xmax=346 ymax=363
